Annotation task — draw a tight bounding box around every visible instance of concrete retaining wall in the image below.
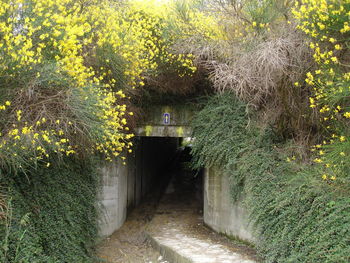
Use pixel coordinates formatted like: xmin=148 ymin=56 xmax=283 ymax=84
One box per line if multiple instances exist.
xmin=204 ymin=166 xmax=255 ymax=243
xmin=97 ymin=160 xmax=128 ymax=237
xmin=97 ymin=137 xmax=179 ymax=237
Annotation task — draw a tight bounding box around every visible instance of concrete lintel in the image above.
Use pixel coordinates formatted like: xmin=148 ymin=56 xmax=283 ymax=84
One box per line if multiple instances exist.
xmin=140 ymin=105 xmax=195 ymax=127
xmin=135 ymin=125 xmax=192 ymax=137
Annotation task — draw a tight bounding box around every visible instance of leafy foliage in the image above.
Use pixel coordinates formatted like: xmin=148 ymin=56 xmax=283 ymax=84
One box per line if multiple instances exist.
xmin=240 ymin=145 xmax=350 ymax=263
xmin=171 ymin=0 xmax=320 ymax=148
xmin=0 ymin=1 xmax=208 ymax=262
xmin=0 ymin=159 xmax=98 ymax=262
xmin=191 ymin=93 xmax=350 ymax=262
xmin=190 ymin=93 xmax=253 ymax=169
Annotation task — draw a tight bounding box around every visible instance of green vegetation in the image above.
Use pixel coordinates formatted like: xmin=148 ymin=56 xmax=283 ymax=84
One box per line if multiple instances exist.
xmin=243 ymin=149 xmax=350 ymax=263
xmin=182 ymin=2 xmax=350 ymax=260
xmin=191 ymin=93 xmax=253 ymax=170
xmin=191 ymin=93 xmax=350 ymax=262
xmin=0 ymin=159 xmax=98 ymax=262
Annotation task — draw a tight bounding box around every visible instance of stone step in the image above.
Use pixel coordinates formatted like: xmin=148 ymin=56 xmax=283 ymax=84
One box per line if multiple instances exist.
xmin=147 ymin=228 xmax=257 ymax=263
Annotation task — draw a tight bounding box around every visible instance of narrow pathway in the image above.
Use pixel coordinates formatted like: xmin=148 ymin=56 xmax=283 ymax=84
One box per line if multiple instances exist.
xmin=146 ymin=170 xmax=259 ymax=263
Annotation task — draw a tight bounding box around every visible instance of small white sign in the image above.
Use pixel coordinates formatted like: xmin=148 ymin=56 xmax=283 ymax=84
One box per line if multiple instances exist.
xmin=163 ymin=113 xmax=170 ymax=125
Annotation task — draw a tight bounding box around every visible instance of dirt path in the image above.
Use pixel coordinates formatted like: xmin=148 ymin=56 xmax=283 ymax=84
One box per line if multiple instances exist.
xmin=96 ymin=198 xmax=165 ymax=263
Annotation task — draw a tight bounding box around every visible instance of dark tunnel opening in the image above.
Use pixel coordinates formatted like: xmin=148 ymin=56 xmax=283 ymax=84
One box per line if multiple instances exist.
xmin=97 ymin=136 xmax=207 ymax=262
xmin=97 ymin=135 xmax=259 ymax=263
xmin=126 ymin=136 xmax=204 ymax=216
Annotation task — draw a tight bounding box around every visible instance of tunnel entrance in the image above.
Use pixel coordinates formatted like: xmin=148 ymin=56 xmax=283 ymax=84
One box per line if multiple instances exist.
xmin=97 ymin=136 xmax=205 ymax=262
xmin=96 ymin=136 xmax=258 ymax=263
xmin=127 ymin=136 xmax=203 ymax=213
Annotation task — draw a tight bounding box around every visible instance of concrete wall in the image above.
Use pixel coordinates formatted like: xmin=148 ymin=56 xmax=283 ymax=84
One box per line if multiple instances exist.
xmin=204 ymin=166 xmax=255 ymax=243
xmin=97 ymin=137 xmax=179 ymax=237
xmin=140 ymin=105 xmax=195 ymax=126
xmin=97 ymin=160 xmax=128 ymax=237
xmin=98 ymin=148 xmax=255 ymax=242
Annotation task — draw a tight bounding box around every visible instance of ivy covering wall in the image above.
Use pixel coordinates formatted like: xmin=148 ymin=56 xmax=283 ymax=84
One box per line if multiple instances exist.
xmin=191 ymin=93 xmax=350 ymax=263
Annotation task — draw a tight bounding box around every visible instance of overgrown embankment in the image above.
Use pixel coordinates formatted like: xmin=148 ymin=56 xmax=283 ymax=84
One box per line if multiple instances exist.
xmin=0 ymin=159 xmax=98 ymax=262
xmin=191 ymin=93 xmax=350 ymax=263
xmin=173 ymin=1 xmax=350 ymax=261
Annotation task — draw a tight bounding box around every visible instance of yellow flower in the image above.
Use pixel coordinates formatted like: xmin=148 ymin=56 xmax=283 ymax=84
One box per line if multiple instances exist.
xmin=16 ymin=110 xmax=22 ymax=121
xmin=331 ymin=56 xmax=338 ymax=63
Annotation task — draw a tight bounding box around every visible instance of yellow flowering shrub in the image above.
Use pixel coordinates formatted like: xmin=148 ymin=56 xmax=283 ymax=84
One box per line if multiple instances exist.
xmin=293 ymin=0 xmax=350 ymax=182
xmin=0 ymin=0 xmax=197 ymax=171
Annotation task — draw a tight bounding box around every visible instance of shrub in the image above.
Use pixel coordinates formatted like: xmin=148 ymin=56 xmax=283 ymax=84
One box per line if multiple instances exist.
xmin=0 ymin=159 xmax=98 ymax=263
xmin=293 ymin=0 xmax=350 ymax=185
xmin=0 ymin=0 xmax=199 ymax=172
xmin=171 ymin=1 xmax=320 ymax=146
xmin=237 ymin=145 xmax=350 ymax=263
xmin=191 ymin=93 xmax=350 ymax=262
xmin=190 ymin=93 xmax=253 ymax=170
